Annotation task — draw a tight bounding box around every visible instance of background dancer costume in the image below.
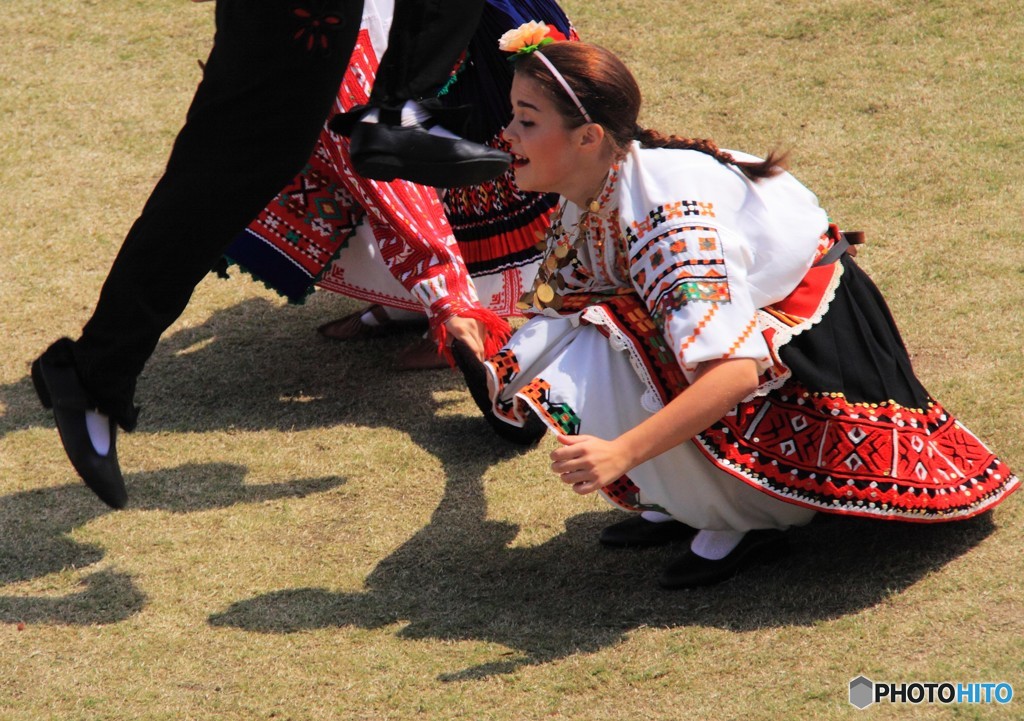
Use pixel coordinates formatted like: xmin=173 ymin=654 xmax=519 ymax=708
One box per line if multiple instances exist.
xmin=224 ymin=0 xmax=574 ymax=348
xmin=32 ymin=0 xmax=503 ymax=508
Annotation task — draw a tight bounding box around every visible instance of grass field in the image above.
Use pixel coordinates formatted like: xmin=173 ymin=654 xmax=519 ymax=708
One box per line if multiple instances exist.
xmin=2 ymin=1 xmax=1023 ymax=719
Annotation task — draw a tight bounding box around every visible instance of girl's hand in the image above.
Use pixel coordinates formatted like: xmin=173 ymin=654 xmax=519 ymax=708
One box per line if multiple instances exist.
xmin=444 ymin=316 xmax=487 ymax=361
xmin=550 ymin=434 xmax=632 ymax=495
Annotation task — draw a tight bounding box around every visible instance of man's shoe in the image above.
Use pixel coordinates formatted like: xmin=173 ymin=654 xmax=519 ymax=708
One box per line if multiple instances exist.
xmin=345 ymin=121 xmax=511 ymax=188
xmin=657 ymin=529 xmax=789 ymax=590
xmin=329 ymin=101 xmax=473 ymax=139
xmin=599 ymin=515 xmax=697 ymax=548
xmin=31 ymin=341 xmax=128 ymax=509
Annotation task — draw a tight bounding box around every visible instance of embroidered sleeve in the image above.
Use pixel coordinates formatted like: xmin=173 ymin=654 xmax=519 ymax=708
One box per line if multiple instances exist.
xmin=325 ymin=139 xmax=481 ymax=329
xmin=329 ymin=151 xmax=510 ymax=356
xmin=625 ymin=207 xmax=771 ymax=378
xmin=313 ymin=42 xmax=480 ymax=329
xmin=363 ymin=211 xmax=482 ymax=325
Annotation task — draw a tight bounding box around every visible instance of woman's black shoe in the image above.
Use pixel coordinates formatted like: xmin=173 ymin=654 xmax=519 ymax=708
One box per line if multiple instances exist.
xmin=451 ymin=339 xmax=545 ymax=446
xmin=657 ymin=529 xmax=789 ymax=590
xmin=599 ymin=515 xmax=696 ymax=548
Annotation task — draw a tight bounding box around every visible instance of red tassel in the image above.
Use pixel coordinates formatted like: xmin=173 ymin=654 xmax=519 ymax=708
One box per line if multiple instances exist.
xmin=432 ymin=307 xmax=511 ymax=368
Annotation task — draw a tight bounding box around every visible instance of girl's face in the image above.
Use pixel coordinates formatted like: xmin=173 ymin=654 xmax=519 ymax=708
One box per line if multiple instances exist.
xmin=502 ymin=73 xmax=583 ymax=197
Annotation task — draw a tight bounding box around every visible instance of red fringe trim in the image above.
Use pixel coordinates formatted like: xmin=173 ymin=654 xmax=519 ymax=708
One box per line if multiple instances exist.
xmin=430 ymin=306 xmax=512 ymax=368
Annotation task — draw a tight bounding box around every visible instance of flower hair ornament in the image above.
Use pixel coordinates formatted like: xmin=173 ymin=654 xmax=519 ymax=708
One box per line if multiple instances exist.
xmin=498 ymin=21 xmax=592 ymax=123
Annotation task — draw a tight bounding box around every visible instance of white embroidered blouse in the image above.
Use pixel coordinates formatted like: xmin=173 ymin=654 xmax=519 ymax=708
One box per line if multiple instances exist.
xmin=546 ymin=142 xmax=830 ymax=381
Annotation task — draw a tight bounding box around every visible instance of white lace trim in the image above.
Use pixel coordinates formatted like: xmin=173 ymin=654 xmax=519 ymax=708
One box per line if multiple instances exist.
xmin=692 ymin=434 xmax=1022 ymax=521
xmin=745 ymin=260 xmax=845 ymax=401
xmin=580 ymin=305 xmax=666 ymax=413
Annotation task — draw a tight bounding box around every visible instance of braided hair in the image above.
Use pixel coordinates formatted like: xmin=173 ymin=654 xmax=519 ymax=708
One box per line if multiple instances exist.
xmin=514 ymin=42 xmax=785 ymax=181
xmin=633 ymin=126 xmax=786 ymax=180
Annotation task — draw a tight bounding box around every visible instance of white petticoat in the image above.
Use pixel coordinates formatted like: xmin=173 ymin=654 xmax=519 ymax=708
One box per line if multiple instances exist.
xmin=487 ymin=310 xmax=815 ymax=532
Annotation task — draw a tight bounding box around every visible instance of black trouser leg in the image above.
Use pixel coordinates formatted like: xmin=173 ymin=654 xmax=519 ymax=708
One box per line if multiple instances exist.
xmin=71 ymin=0 xmax=363 ymax=429
xmin=369 ymin=0 xmax=485 ymax=110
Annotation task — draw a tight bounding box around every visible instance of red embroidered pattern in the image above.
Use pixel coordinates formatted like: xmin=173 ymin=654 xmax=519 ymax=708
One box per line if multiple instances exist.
xmin=697 ymin=388 xmax=1018 ymax=521
xmin=580 ymin=284 xmax=1019 ymax=521
xmin=243 ymin=29 xmax=477 ymax=329
xmin=292 ymin=4 xmax=345 ymax=53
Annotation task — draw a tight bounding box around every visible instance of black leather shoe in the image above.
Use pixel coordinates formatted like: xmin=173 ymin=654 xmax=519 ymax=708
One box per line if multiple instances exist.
xmin=599 ymin=515 xmax=696 ymax=548
xmin=31 ymin=341 xmax=128 ymax=509
xmin=657 ymin=529 xmax=789 ymax=590
xmin=345 ymin=121 xmax=511 ymax=188
xmin=451 ymin=339 xmax=545 ymax=446
xmin=330 ymin=101 xmax=473 ymax=139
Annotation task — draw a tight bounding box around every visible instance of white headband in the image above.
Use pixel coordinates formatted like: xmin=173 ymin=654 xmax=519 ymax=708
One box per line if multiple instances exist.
xmin=533 ymin=50 xmax=593 ymax=124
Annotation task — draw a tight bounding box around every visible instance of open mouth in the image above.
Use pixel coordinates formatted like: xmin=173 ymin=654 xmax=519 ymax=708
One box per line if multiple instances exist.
xmin=510 ymin=153 xmax=529 ymax=169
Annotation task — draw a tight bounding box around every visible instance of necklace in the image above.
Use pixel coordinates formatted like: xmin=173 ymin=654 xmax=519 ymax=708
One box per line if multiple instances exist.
xmin=517 ymin=164 xmax=619 ymax=312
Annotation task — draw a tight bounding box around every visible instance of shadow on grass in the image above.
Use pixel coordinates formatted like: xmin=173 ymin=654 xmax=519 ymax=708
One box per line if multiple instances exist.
xmin=1 ymin=297 xmax=999 ymax=666
xmin=0 ymin=295 xmax=473 ymax=627
xmin=0 ymin=462 xmax=345 ymax=625
xmin=2 ymin=296 xmax=454 ymax=439
xmin=208 ymin=415 xmax=996 ymax=679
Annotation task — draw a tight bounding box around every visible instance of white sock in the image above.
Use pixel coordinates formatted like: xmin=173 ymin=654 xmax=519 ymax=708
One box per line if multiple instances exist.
xmin=359 ymin=101 xmax=460 ymax=139
xmin=690 ymin=529 xmax=746 ymax=561
xmin=425 ymin=125 xmax=461 ymax=140
xmin=85 ymin=410 xmax=111 ymax=457
xmin=359 ymin=309 xmax=382 ymax=327
xmin=401 ymin=100 xmax=461 ymax=139
xmin=400 ymin=100 xmax=432 ymax=127
xmin=640 ymin=510 xmax=675 ymax=523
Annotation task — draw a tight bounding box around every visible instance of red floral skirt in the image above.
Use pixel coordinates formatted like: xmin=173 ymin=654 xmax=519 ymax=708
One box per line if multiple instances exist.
xmin=594 ymin=255 xmax=1018 ymax=522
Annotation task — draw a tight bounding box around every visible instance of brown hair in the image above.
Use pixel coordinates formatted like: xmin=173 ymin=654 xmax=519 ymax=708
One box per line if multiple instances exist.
xmin=514 ymin=42 xmax=785 ymax=181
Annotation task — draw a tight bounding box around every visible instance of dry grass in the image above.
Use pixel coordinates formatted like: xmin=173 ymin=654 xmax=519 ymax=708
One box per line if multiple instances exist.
xmin=2 ymin=1 xmax=1023 ymax=719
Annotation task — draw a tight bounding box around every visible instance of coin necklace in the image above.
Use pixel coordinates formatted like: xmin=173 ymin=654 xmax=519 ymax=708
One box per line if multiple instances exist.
xmin=517 ymin=168 xmax=617 ymax=312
